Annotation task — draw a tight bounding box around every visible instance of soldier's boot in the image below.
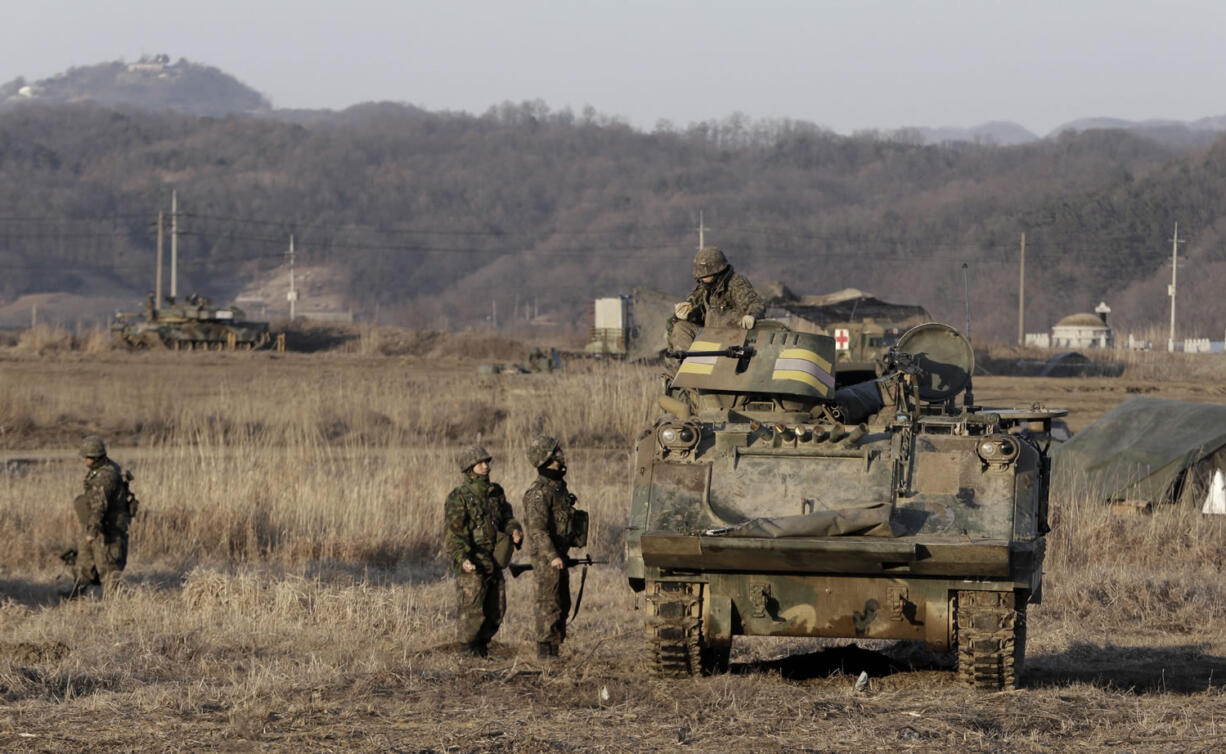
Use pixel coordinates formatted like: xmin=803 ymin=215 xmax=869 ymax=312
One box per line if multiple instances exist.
xmin=464 ymin=642 xmax=489 ymax=658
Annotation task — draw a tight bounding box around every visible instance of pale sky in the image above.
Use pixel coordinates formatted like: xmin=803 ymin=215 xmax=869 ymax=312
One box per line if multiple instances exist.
xmin=7 ymin=0 xmax=1226 ymax=135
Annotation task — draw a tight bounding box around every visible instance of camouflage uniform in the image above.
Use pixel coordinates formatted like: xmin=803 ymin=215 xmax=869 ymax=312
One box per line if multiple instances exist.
xmin=667 ymin=247 xmax=764 ymax=352
xmin=522 ymin=435 xmax=577 ymax=657
xmin=443 ymin=446 xmax=522 ymax=656
xmin=70 ymin=436 xmax=130 ymax=597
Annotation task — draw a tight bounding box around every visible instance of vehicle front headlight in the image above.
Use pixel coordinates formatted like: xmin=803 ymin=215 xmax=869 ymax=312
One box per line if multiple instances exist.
xmin=976 ymin=435 xmax=1020 ymax=465
xmin=657 ymin=422 xmax=699 ymax=451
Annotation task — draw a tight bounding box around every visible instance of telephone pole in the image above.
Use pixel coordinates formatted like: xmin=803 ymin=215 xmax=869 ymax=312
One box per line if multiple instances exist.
xmin=170 ymin=190 xmax=178 ymax=301
xmin=155 ymin=211 xmax=164 ymax=308
xmin=287 ymin=235 xmax=298 ymax=320
xmin=1017 ymin=232 xmax=1026 ymax=346
xmin=961 ymin=262 xmax=972 ymax=342
xmin=1168 ymin=222 xmax=1185 ymax=352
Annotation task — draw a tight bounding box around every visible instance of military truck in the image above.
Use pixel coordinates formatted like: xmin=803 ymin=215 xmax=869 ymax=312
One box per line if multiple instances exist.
xmin=112 ymin=294 xmax=270 ymax=350
xmin=625 ymin=322 xmax=1063 ymax=689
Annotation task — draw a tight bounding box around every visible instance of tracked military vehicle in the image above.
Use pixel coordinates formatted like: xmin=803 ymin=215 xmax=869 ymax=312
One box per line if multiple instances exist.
xmin=625 ymin=322 xmax=1063 ymax=689
xmin=112 ymin=295 xmax=270 ymax=350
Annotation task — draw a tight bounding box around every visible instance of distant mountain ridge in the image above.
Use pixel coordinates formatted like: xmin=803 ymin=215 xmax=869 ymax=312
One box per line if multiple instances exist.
xmin=902 ymin=115 xmax=1226 ymax=150
xmin=3 ymin=57 xmax=1225 ymax=149
xmin=3 ymin=57 xmax=1226 ymax=340
xmin=0 ymin=55 xmax=270 ymax=117
xmin=902 ymin=121 xmax=1039 ymax=146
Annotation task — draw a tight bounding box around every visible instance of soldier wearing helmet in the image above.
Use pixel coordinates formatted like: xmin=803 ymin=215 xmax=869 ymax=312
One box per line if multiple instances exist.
xmin=443 ymin=444 xmax=523 ymax=657
xmin=521 ymin=434 xmax=584 ymax=659
xmin=667 ymin=246 xmax=765 ymax=352
xmin=65 ymin=435 xmax=134 ymax=599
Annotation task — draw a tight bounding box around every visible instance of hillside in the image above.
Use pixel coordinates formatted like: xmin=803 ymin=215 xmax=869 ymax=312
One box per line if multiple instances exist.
xmin=1 ymin=95 xmax=1226 ymax=340
xmin=0 ymin=56 xmax=270 ymax=117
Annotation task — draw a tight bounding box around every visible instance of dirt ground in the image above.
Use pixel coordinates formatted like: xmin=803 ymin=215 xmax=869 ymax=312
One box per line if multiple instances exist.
xmin=3 ymin=349 xmax=1226 ymax=751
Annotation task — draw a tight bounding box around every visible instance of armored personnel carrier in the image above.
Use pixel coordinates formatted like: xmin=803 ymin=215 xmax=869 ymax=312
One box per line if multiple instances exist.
xmin=625 ymin=322 xmax=1063 ymax=689
xmin=112 ymin=294 xmax=270 ymax=350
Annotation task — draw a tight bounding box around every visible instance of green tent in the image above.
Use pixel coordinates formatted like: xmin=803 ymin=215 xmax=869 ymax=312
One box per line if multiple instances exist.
xmin=1052 ymin=397 xmax=1226 ymax=506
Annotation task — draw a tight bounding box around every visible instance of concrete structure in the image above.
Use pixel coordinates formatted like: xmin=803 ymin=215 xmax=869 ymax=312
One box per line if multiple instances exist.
xmin=1051 ymin=302 xmax=1113 ymax=349
xmin=585 ymin=296 xmax=632 ymax=355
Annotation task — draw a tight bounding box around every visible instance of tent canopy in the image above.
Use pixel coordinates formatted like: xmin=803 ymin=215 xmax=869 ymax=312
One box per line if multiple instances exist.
xmin=1052 ymin=397 xmax=1226 ymax=504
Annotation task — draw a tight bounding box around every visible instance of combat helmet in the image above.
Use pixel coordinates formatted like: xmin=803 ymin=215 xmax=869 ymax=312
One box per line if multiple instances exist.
xmin=693 ymin=246 xmax=729 ymax=279
xmin=80 ymin=435 xmax=107 ymax=459
xmin=527 ymin=434 xmax=561 ymax=468
xmin=457 ymin=444 xmax=492 ymax=472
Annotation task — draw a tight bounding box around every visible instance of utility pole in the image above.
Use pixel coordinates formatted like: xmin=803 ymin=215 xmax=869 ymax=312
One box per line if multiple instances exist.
xmin=960 ymin=263 xmax=972 ymax=340
xmin=170 ymin=190 xmax=178 ymax=301
xmin=155 ymin=211 xmax=164 ymax=309
xmin=961 ymin=262 xmax=974 ymax=409
xmin=1017 ymin=232 xmax=1025 ymax=346
xmin=697 ymin=211 xmax=710 ymax=249
xmin=287 ymin=235 xmax=298 ymax=320
xmin=1168 ymin=222 xmax=1185 ymax=352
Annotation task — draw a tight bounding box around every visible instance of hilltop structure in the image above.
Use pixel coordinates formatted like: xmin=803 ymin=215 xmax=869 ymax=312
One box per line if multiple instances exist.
xmin=1027 ymin=302 xmax=1113 ymax=349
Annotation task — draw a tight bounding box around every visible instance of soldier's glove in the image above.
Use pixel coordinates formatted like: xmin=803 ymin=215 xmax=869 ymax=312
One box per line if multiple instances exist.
xmin=740 ymin=315 xmax=756 ymax=329
xmin=674 ymin=302 xmax=693 ymax=319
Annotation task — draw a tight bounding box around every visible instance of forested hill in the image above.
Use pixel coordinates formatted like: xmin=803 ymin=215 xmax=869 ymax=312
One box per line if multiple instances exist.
xmin=2 ymin=99 xmax=1226 ymax=341
xmin=0 ymin=58 xmax=269 ymax=117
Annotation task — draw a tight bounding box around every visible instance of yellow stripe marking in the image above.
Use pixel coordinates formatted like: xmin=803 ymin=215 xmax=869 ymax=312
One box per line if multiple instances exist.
xmin=773 ymin=369 xmax=829 ymax=393
xmin=779 ymin=348 xmax=832 ymax=373
xmin=691 ymin=340 xmax=723 ymax=351
xmin=678 ymin=361 xmax=715 ymax=375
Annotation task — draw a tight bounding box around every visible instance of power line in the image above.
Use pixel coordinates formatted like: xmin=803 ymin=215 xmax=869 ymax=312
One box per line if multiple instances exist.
xmin=0 ymin=210 xmax=1194 ymax=275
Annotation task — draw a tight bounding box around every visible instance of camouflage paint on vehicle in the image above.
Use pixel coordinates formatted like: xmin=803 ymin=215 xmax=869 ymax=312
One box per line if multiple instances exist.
xmin=112 ymin=300 xmax=270 ymax=350
xmin=627 ymin=322 xmax=1062 ymax=689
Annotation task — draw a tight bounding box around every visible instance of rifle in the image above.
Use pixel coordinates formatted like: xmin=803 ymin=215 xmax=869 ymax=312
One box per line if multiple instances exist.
xmin=508 ymin=554 xmax=607 ymax=623
xmin=665 ymin=344 xmax=755 ymax=360
xmin=507 ymin=553 xmax=605 ymax=578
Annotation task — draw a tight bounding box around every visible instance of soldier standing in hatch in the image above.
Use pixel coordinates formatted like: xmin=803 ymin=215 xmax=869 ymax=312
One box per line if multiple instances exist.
xmin=443 ymin=445 xmax=523 ymax=657
xmin=667 ymin=246 xmax=765 ymax=353
xmin=66 ymin=435 xmax=132 ymax=599
xmin=522 ymin=434 xmax=581 ymax=659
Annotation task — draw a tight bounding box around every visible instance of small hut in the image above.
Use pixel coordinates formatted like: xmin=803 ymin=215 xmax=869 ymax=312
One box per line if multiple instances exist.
xmin=1051 ymin=302 xmax=1112 ymax=349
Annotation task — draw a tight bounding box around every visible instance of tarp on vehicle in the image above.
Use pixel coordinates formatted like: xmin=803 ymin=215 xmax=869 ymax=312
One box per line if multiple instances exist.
xmin=704 ymin=503 xmax=896 ymax=538
xmin=1051 ymin=397 xmax=1226 ymax=506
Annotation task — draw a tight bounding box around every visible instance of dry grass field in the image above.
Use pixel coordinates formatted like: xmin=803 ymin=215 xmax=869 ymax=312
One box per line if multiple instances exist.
xmin=4 ymin=329 xmax=1226 ymax=751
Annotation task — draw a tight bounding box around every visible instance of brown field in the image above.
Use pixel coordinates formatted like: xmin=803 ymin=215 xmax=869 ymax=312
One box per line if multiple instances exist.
xmin=4 ymin=330 xmax=1226 ymax=751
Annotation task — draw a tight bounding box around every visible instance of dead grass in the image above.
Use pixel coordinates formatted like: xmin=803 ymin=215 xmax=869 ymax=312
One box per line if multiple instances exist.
xmin=2 ymin=332 xmax=1226 ymax=750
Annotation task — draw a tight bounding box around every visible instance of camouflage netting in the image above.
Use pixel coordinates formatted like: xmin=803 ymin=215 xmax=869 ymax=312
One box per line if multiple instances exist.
xmin=1052 ymin=397 xmax=1226 ymax=506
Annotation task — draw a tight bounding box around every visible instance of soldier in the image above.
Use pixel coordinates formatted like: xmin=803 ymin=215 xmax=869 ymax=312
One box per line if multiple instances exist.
xmin=667 ymin=246 xmax=765 ymax=353
xmin=66 ymin=435 xmax=132 ymax=599
xmin=443 ymin=445 xmax=523 ymax=657
xmin=522 ymin=434 xmax=580 ymax=659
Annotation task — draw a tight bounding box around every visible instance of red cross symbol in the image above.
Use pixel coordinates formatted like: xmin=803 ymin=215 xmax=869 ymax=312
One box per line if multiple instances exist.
xmin=833 ymin=328 xmax=850 ymax=351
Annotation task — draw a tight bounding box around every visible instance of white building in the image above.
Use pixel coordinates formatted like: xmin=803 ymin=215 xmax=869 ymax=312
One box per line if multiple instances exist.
xmin=1051 ymin=302 xmax=1113 ymax=349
